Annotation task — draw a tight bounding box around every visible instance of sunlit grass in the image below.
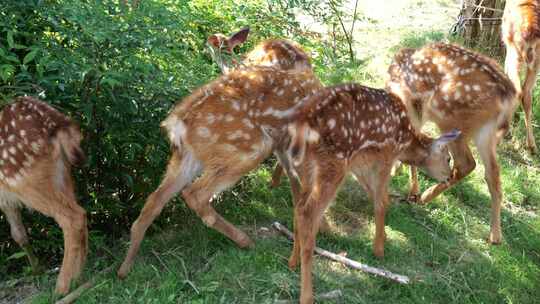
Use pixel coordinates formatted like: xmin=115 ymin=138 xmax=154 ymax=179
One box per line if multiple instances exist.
xmin=4 ymin=0 xmax=540 ymax=303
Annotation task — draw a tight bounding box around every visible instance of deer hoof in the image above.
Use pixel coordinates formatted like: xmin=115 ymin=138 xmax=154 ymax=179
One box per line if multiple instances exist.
xmin=489 ymin=233 xmax=502 ymax=245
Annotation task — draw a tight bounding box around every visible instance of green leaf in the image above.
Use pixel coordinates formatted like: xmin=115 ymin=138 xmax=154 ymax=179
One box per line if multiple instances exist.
xmin=7 ymin=251 xmax=27 ymax=261
xmin=6 ymin=31 xmax=27 ymax=50
xmin=0 ymin=64 xmax=15 ymax=82
xmin=7 ymin=31 xmax=14 ymax=49
xmin=23 ymin=49 xmax=38 ymax=65
xmin=100 ymin=77 xmax=121 ymax=88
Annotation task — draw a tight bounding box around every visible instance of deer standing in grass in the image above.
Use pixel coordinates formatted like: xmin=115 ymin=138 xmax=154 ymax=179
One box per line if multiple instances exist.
xmin=117 ymin=64 xmax=323 ymax=279
xmin=0 ymin=96 xmax=87 ymax=294
xmin=207 ymin=27 xmax=313 ymax=187
xmin=502 ymin=0 xmax=540 ymax=152
xmin=276 ymin=84 xmax=459 ymax=304
xmin=387 ymin=43 xmax=517 ymax=244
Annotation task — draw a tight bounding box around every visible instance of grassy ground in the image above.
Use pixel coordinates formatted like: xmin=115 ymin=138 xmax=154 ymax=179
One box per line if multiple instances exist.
xmin=3 ymin=1 xmax=540 ymax=303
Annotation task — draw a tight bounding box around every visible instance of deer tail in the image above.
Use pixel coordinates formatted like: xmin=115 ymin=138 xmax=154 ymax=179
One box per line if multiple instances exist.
xmin=54 ymin=125 xmax=86 ymax=167
xmin=286 ymin=122 xmax=320 ymax=167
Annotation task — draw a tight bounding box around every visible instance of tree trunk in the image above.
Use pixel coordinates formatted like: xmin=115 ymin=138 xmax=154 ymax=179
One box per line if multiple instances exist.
xmin=453 ymin=0 xmax=506 ymax=56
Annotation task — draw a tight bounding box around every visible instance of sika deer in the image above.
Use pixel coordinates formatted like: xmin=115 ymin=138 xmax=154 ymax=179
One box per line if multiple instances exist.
xmin=207 ymin=27 xmax=312 ymax=75
xmin=0 ymin=96 xmax=87 ymax=294
xmin=276 ymin=84 xmax=459 ymax=304
xmin=117 ymin=66 xmax=322 ymax=279
xmin=207 ymin=27 xmax=314 ymax=187
xmin=502 ymin=0 xmax=540 ymax=152
xmin=387 ymin=43 xmax=517 ymax=244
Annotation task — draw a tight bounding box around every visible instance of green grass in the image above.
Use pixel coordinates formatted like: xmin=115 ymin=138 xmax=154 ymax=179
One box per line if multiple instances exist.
xmin=4 ymin=1 xmax=540 ymax=303
xmin=23 ymin=157 xmax=540 ymax=303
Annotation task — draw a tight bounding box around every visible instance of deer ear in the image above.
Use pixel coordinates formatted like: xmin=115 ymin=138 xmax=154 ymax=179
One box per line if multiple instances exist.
xmin=228 ymin=27 xmax=250 ymax=50
xmin=207 ymin=34 xmax=221 ymax=48
xmin=432 ymin=129 xmax=461 ymax=151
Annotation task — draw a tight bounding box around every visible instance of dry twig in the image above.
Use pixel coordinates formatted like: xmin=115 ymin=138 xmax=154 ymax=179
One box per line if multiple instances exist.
xmin=272 ymin=222 xmax=410 ymax=284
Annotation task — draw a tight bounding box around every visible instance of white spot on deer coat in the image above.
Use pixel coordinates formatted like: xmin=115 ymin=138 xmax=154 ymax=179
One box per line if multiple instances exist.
xmin=197 ymin=127 xmax=211 ymax=138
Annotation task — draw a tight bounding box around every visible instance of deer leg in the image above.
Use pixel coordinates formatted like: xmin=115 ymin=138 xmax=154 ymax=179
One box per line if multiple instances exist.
xmin=0 ymin=204 xmax=40 ymax=273
xmin=60 ymin=171 xmax=88 ymax=278
xmin=372 ymin=188 xmax=390 ymax=258
xmin=16 ymin=163 xmax=88 ymax=294
xmin=181 ymin=163 xmax=258 ymax=248
xmin=475 ymin=122 xmax=504 ymax=244
xmin=295 ymin=164 xmax=344 ymax=304
xmin=288 ymin=202 xmax=301 ymax=270
xmin=287 ymin=178 xmax=305 ymax=270
xmin=22 ymin=192 xmax=87 ymax=294
xmin=408 ymin=166 xmax=420 ymax=202
xmin=275 ymin=153 xmax=309 ymax=270
xmin=53 ymin=203 xmax=87 ymax=294
xmin=420 ymin=138 xmax=475 ymax=203
xmin=118 ymin=150 xmax=201 ymax=279
xmin=372 ymin=170 xmax=392 ymax=258
xmin=353 ymin=163 xmax=392 ymax=257
xmin=504 ymin=45 xmax=522 ymax=95
xmin=270 ymin=163 xmax=284 ymax=188
xmin=521 ymin=53 xmax=540 ymax=153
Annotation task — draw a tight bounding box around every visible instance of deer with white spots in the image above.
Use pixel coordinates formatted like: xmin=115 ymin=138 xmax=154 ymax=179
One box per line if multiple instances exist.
xmin=117 ymin=65 xmax=322 ymax=279
xmin=207 ymin=27 xmax=314 ymax=188
xmin=207 ymin=27 xmax=312 ymax=75
xmin=387 ymin=43 xmax=517 ymax=244
xmin=276 ymin=84 xmax=459 ymax=304
xmin=502 ymin=0 xmax=540 ymax=152
xmin=0 ymin=96 xmax=87 ymax=294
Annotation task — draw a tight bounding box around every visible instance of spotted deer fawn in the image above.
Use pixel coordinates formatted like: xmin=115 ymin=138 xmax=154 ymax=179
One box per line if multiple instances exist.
xmin=207 ymin=28 xmax=314 ymax=188
xmin=0 ymin=96 xmax=87 ymax=294
xmin=275 ymin=84 xmax=459 ymax=304
xmin=387 ymin=43 xmax=517 ymax=244
xmin=117 ymin=65 xmax=322 ymax=279
xmin=207 ymin=27 xmax=312 ymax=74
xmin=502 ymin=0 xmax=540 ymax=152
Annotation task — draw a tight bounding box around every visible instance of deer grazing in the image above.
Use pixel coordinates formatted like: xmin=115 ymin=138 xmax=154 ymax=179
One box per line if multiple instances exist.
xmin=502 ymin=0 xmax=540 ymax=152
xmin=207 ymin=27 xmax=314 ymax=187
xmin=387 ymin=43 xmax=517 ymax=244
xmin=0 ymin=96 xmax=87 ymax=294
xmin=207 ymin=27 xmax=313 ymax=74
xmin=275 ymin=84 xmax=459 ymax=304
xmin=117 ymin=65 xmax=323 ymax=279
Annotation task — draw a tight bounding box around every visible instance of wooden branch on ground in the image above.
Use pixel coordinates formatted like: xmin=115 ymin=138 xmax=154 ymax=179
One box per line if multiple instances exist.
xmin=55 ymin=266 xmax=114 ymax=304
xmin=272 ymin=222 xmax=410 ymax=285
xmin=274 ymin=289 xmax=342 ymax=304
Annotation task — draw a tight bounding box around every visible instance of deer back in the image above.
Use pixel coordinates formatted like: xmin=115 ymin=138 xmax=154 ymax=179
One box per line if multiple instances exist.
xmin=208 ymin=28 xmax=312 ymax=73
xmin=0 ymin=97 xmax=83 ymax=189
xmin=243 ymin=39 xmax=312 ymax=71
xmin=387 ymin=43 xmax=516 ymax=133
xmin=285 ymin=84 xmax=417 ymax=164
xmin=162 ymin=66 xmax=321 ymax=160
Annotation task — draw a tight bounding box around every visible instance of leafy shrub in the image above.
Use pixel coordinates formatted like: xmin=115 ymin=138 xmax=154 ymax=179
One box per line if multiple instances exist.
xmin=1 ymin=0 xmax=357 ymax=274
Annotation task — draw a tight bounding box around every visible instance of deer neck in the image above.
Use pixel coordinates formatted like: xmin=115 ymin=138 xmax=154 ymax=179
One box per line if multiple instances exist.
xmin=397 ymin=131 xmax=431 ymax=167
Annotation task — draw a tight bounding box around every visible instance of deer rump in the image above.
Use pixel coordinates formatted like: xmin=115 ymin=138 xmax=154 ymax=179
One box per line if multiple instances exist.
xmin=0 ymin=97 xmax=85 ymax=188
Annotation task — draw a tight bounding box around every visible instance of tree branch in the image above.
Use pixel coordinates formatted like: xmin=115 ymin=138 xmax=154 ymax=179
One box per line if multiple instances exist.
xmin=272 ymin=222 xmax=410 ymax=284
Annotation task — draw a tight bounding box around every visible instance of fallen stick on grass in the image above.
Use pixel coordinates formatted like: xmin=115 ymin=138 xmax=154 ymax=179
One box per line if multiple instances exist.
xmin=272 ymin=222 xmax=410 ymax=284
xmin=274 ymin=289 xmax=342 ymax=304
xmin=55 ymin=266 xmax=114 ymax=304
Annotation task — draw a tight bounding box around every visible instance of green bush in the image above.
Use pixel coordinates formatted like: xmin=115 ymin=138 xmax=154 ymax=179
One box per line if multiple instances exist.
xmin=0 ymin=0 xmax=356 ymax=275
